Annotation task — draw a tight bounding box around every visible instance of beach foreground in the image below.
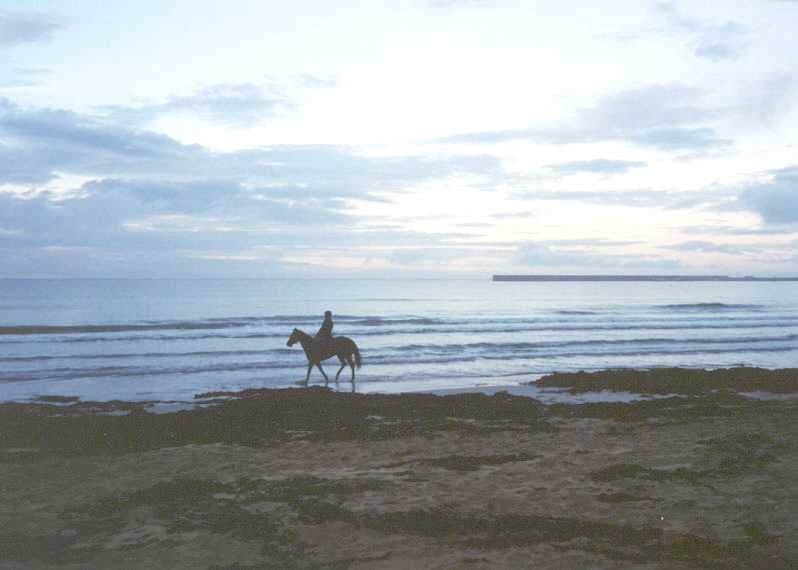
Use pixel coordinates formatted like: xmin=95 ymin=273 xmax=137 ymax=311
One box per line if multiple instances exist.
xmin=2 ymin=368 xmax=797 ymax=569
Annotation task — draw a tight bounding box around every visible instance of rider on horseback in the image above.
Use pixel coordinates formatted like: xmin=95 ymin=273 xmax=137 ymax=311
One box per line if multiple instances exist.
xmin=315 ymin=310 xmax=333 ymax=356
xmin=286 ymin=320 xmax=361 ymax=386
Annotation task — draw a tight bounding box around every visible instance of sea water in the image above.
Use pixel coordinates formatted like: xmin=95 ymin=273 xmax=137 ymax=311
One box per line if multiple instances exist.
xmin=1 ymin=278 xmax=797 ymax=403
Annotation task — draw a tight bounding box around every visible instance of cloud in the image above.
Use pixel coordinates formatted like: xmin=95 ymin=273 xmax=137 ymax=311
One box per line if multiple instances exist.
xmin=0 ymin=99 xmax=205 ymax=183
xmin=735 ymin=72 xmax=798 ymax=128
xmin=630 ymin=126 xmax=725 ymax=150
xmin=541 ymin=238 xmax=641 ymax=248
xmin=0 ymin=181 xmax=399 ymax=278
xmin=514 ymin=241 xmax=681 ymax=270
xmin=652 ymin=2 xmax=747 ymax=61
xmin=0 ymin=10 xmax=62 ymax=47
xmin=103 ymin=76 xmax=336 ymax=128
xmin=290 ymin=74 xmax=338 ymax=89
xmin=387 ymin=245 xmax=500 ymax=266
xmin=512 ymin=186 xmax=731 ymax=210
xmin=14 ymin=66 xmax=53 ymax=75
xmin=682 ymin=224 xmax=798 ymax=236
xmin=428 ymin=0 xmax=497 ymax=8
xmin=0 ymin=178 xmax=350 ymax=249
xmin=490 ymin=210 xmax=536 ymax=219
xmin=0 ymin=98 xmax=500 ymax=188
xmin=441 ymin=84 xmax=730 ymax=152
xmin=544 ymin=159 xmax=646 ymax=176
xmin=0 ymin=97 xmax=507 ymax=276
xmin=739 ymin=166 xmax=798 ymax=224
xmin=0 ymin=79 xmax=37 ymax=88
xmin=660 ymin=241 xmax=749 ymax=254
xmin=0 ymin=67 xmax=54 ymax=87
xmin=144 ymin=83 xmax=293 ymax=126
xmin=104 ymin=83 xmax=295 ymax=128
xmin=693 ymin=40 xmax=740 ymax=61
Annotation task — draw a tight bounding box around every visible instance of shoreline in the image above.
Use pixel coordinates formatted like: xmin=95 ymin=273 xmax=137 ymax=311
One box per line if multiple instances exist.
xmin=2 ymin=367 xmax=797 ymax=568
xmin=9 ymin=365 xmax=796 ymax=412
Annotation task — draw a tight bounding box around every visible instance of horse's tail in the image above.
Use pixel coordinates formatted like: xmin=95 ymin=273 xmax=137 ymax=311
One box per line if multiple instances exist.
xmin=352 ymin=342 xmax=362 ymax=369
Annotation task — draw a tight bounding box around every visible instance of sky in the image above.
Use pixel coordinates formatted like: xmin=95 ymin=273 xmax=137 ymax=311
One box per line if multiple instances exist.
xmin=1 ymin=0 xmax=797 ymax=278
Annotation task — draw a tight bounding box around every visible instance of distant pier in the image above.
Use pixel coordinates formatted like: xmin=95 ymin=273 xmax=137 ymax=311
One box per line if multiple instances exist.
xmin=492 ymin=275 xmax=798 ymax=282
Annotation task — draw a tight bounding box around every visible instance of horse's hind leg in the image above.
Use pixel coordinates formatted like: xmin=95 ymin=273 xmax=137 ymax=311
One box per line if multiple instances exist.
xmin=347 ymin=355 xmax=356 ymax=381
xmin=335 ymin=356 xmax=346 ymax=381
xmin=346 ymin=356 xmax=356 ymax=392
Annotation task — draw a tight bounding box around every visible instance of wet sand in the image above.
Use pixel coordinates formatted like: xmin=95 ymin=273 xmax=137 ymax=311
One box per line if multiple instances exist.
xmin=1 ymin=368 xmax=797 ymax=569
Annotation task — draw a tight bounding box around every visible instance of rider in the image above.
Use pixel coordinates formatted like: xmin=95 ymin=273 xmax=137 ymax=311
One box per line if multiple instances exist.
xmin=315 ymin=310 xmax=333 ymax=355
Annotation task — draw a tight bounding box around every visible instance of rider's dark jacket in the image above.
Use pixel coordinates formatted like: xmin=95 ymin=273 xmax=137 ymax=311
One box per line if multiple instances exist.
xmin=317 ymin=315 xmax=333 ymax=339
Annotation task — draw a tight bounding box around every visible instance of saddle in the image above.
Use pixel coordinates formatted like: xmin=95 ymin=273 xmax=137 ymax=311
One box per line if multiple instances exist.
xmin=312 ymin=334 xmax=336 ymax=359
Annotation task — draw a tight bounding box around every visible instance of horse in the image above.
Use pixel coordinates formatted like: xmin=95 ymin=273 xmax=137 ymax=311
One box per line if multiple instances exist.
xmin=286 ymin=328 xmax=362 ymax=388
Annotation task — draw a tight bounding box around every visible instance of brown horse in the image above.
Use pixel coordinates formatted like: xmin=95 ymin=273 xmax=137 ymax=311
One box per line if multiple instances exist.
xmin=286 ymin=328 xmax=362 ymax=387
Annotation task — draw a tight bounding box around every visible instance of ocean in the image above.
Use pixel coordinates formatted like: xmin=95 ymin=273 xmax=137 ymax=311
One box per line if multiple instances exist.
xmin=1 ymin=278 xmax=797 ymax=403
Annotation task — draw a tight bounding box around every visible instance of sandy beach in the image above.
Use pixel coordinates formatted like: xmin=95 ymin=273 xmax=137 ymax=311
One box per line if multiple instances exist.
xmin=6 ymin=0 xmax=798 ymax=567
xmin=2 ymin=368 xmax=797 ymax=569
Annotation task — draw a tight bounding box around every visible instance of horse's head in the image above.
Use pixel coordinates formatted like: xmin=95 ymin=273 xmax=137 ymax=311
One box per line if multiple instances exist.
xmin=287 ymin=328 xmax=300 ymax=347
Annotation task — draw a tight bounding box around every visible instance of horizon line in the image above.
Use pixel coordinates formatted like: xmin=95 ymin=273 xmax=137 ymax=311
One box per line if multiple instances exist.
xmin=493 ymin=274 xmax=798 ymax=282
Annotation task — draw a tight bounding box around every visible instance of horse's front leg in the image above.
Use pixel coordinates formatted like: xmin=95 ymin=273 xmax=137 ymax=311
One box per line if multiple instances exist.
xmin=304 ymin=361 xmax=314 ymax=385
xmin=316 ymin=361 xmax=329 ymax=385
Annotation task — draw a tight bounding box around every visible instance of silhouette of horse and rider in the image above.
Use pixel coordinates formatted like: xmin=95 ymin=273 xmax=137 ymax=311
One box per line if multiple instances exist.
xmin=286 ymin=311 xmax=362 ymax=388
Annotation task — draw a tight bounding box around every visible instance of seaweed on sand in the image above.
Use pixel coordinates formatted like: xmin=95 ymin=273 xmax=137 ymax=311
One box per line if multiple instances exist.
xmin=0 ymin=388 xmax=553 ymax=455
xmin=536 ymin=367 xmax=798 ymax=395
xmin=383 ymin=452 xmax=539 ymax=472
xmin=590 ymin=430 xmax=781 ymax=486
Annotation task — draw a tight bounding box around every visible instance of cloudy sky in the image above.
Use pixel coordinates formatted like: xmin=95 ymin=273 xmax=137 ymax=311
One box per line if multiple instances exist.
xmin=1 ymin=0 xmax=797 ymax=277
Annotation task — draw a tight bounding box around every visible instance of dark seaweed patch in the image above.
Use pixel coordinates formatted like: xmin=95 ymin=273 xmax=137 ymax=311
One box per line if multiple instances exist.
xmin=0 ymin=388 xmax=552 ymax=455
xmin=590 ymin=430 xmax=779 ymax=486
xmin=536 ymin=367 xmax=798 ymax=395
